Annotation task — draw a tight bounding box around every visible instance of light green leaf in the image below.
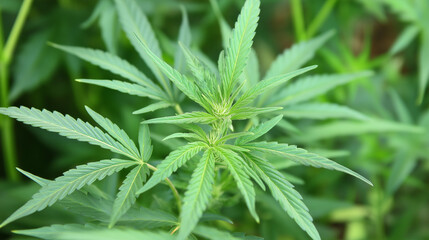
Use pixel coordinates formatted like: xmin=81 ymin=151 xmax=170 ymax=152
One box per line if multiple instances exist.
xmin=236 ymin=115 xmax=283 ymax=145
xmin=386 ymin=152 xmax=417 ymax=195
xmin=99 ymin=0 xmax=119 ymax=54
xmin=0 ymin=107 xmax=139 ymax=161
xmin=243 ymin=49 xmax=260 ymax=90
xmin=110 ymin=164 xmax=149 ymax=227
xmin=133 ymin=101 xmax=172 ymax=115
xmin=85 ymin=106 xmax=140 ymax=159
xmin=135 ymin=34 xmax=206 ymax=106
xmin=175 ymin=7 xmax=192 ymax=72
xmin=389 ymin=25 xmax=419 ymax=55
xmin=138 ymin=124 xmax=152 ymax=162
xmin=14 ymin=224 xmax=174 ymax=240
xmin=17 ymin=168 xmax=50 ymax=186
xmin=193 ymin=225 xmax=241 ymax=240
xmin=243 ymin=141 xmax=373 ymax=186
xmin=77 ymin=79 xmax=164 ymax=101
xmin=231 ymin=107 xmax=282 ymax=120
xmin=137 ymin=142 xmax=206 ymax=194
xmin=163 ymin=133 xmax=202 ymax=142
xmin=178 ymin=150 xmax=216 ymax=240
xmin=50 ymin=43 xmax=161 ymax=93
xmin=219 ymin=0 xmax=260 ymax=97
xmin=215 ymin=147 xmax=259 ymax=222
xmin=281 ymin=103 xmax=369 ymax=120
xmin=245 ymin=154 xmax=320 ymax=240
xmin=217 ymin=132 xmax=254 ymax=144
xmin=1 ymin=159 xmax=137 ymax=227
xmin=267 ymin=72 xmax=372 ymax=106
xmin=114 ymin=0 xmax=170 ymax=92
xmin=144 ymin=112 xmax=217 ymax=124
xmin=118 ymin=207 xmax=178 ymax=228
xmin=264 ymin=31 xmax=333 ymax=79
xmin=234 ymin=66 xmax=317 ymax=109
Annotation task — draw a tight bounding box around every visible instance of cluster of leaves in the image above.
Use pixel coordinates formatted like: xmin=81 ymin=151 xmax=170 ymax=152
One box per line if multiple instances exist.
xmin=0 ymin=0 xmax=376 ymax=239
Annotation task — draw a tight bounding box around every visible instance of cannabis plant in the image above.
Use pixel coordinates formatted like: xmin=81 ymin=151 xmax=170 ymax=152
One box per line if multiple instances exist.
xmin=0 ymin=0 xmax=372 ymax=239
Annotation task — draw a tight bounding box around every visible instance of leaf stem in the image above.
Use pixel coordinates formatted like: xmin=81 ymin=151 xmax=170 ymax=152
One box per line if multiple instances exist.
xmin=0 ymin=0 xmax=33 ymax=181
xmin=146 ymin=163 xmax=182 ymax=212
xmin=291 ymin=0 xmax=306 ymax=42
xmin=174 ymin=104 xmax=184 ymax=115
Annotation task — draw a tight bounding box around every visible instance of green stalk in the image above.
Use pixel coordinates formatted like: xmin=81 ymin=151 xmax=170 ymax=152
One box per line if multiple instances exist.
xmin=291 ymin=0 xmax=306 ymax=42
xmin=0 ymin=0 xmax=34 ymax=181
xmin=307 ymin=0 xmax=337 ymax=38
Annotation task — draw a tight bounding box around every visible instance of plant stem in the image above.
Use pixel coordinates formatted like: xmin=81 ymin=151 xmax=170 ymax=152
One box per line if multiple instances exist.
xmin=174 ymin=104 xmax=184 ymax=115
xmin=146 ymin=163 xmax=182 ymax=212
xmin=0 ymin=0 xmax=33 ymax=181
xmin=291 ymin=0 xmax=306 ymax=42
xmin=307 ymin=0 xmax=337 ymax=38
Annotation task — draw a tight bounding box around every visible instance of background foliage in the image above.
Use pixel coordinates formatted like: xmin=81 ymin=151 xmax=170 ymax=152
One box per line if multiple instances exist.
xmin=0 ymin=0 xmax=428 ymax=239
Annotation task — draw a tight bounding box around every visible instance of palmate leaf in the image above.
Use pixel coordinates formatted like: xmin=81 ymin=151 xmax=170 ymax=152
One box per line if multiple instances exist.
xmin=138 ymin=124 xmax=153 ymax=162
xmin=219 ymin=0 xmax=260 ymax=97
xmin=77 ymin=79 xmax=165 ymax=101
xmin=242 ymin=141 xmax=373 ymax=186
xmin=50 ymin=43 xmax=162 ymax=94
xmin=14 ymin=224 xmax=174 ymax=240
xmin=215 ymin=147 xmax=259 ymax=222
xmin=0 ymin=159 xmax=137 ymax=227
xmin=85 ymin=106 xmax=140 ymax=159
xmin=109 ymin=164 xmax=149 ymax=227
xmin=281 ymin=103 xmax=369 ymax=121
xmin=266 ymin=72 xmax=372 ymax=107
xmin=178 ymin=150 xmax=216 ymax=240
xmin=137 ymin=142 xmax=207 ymax=194
xmin=0 ymin=107 xmax=139 ymax=161
xmin=144 ymin=111 xmax=217 ymax=124
xmin=245 ymin=154 xmax=320 ymax=240
xmin=231 ymin=107 xmax=282 ymax=120
xmin=236 ymin=115 xmax=283 ymax=145
xmin=264 ymin=31 xmax=334 ymax=79
xmin=114 ymin=0 xmax=170 ymax=93
xmin=233 ymin=65 xmax=317 ymax=109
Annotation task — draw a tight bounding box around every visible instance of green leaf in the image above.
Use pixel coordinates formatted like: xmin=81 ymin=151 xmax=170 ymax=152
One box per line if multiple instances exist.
xmin=118 ymin=206 xmax=178 ymax=228
xmin=281 ymin=103 xmax=369 ymax=120
xmin=418 ymin=31 xmax=429 ymax=103
xmin=114 ymin=0 xmax=169 ymax=91
xmin=110 ymin=164 xmax=149 ymax=227
xmin=163 ymin=133 xmax=203 ymax=142
xmin=193 ymin=225 xmax=241 ymax=240
xmin=98 ymin=0 xmax=119 ymax=54
xmin=85 ymin=106 xmax=140 ymax=159
xmin=138 ymin=124 xmax=153 ymax=162
xmin=10 ymin=30 xmax=60 ymax=101
xmin=1 ymin=159 xmax=137 ymax=227
xmin=77 ymin=79 xmax=164 ymax=101
xmin=217 ymin=132 xmax=254 ymax=144
xmin=14 ymin=224 xmax=174 ymax=240
xmin=236 ymin=115 xmax=283 ymax=145
xmin=50 ymin=43 xmax=161 ymax=93
xmin=137 ymin=142 xmax=206 ymax=194
xmin=17 ymin=168 xmax=50 ymax=186
xmin=233 ymin=66 xmax=317 ymax=109
xmin=389 ymin=25 xmax=419 ymax=55
xmin=219 ymin=0 xmax=260 ymax=97
xmin=267 ymin=72 xmax=372 ymax=106
xmin=386 ymin=151 xmax=417 ymax=195
xmin=178 ymin=150 xmax=216 ymax=240
xmin=245 ymin=154 xmax=320 ymax=240
xmin=144 ymin=112 xmax=217 ymax=124
xmin=243 ymin=49 xmax=260 ymax=90
xmin=175 ymin=7 xmax=192 ymax=72
xmin=134 ymin=34 xmax=206 ymax=106
xmin=264 ymin=31 xmax=333 ymax=79
xmin=231 ymin=107 xmax=282 ymax=120
xmin=0 ymin=107 xmax=139 ymax=161
xmin=215 ymin=147 xmax=259 ymax=222
xmin=133 ymin=101 xmax=172 ymax=115
xmin=243 ymin=141 xmax=373 ymax=186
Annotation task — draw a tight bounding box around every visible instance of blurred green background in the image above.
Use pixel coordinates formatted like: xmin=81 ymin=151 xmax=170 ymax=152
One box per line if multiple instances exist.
xmin=1 ymin=0 xmax=428 ymax=239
